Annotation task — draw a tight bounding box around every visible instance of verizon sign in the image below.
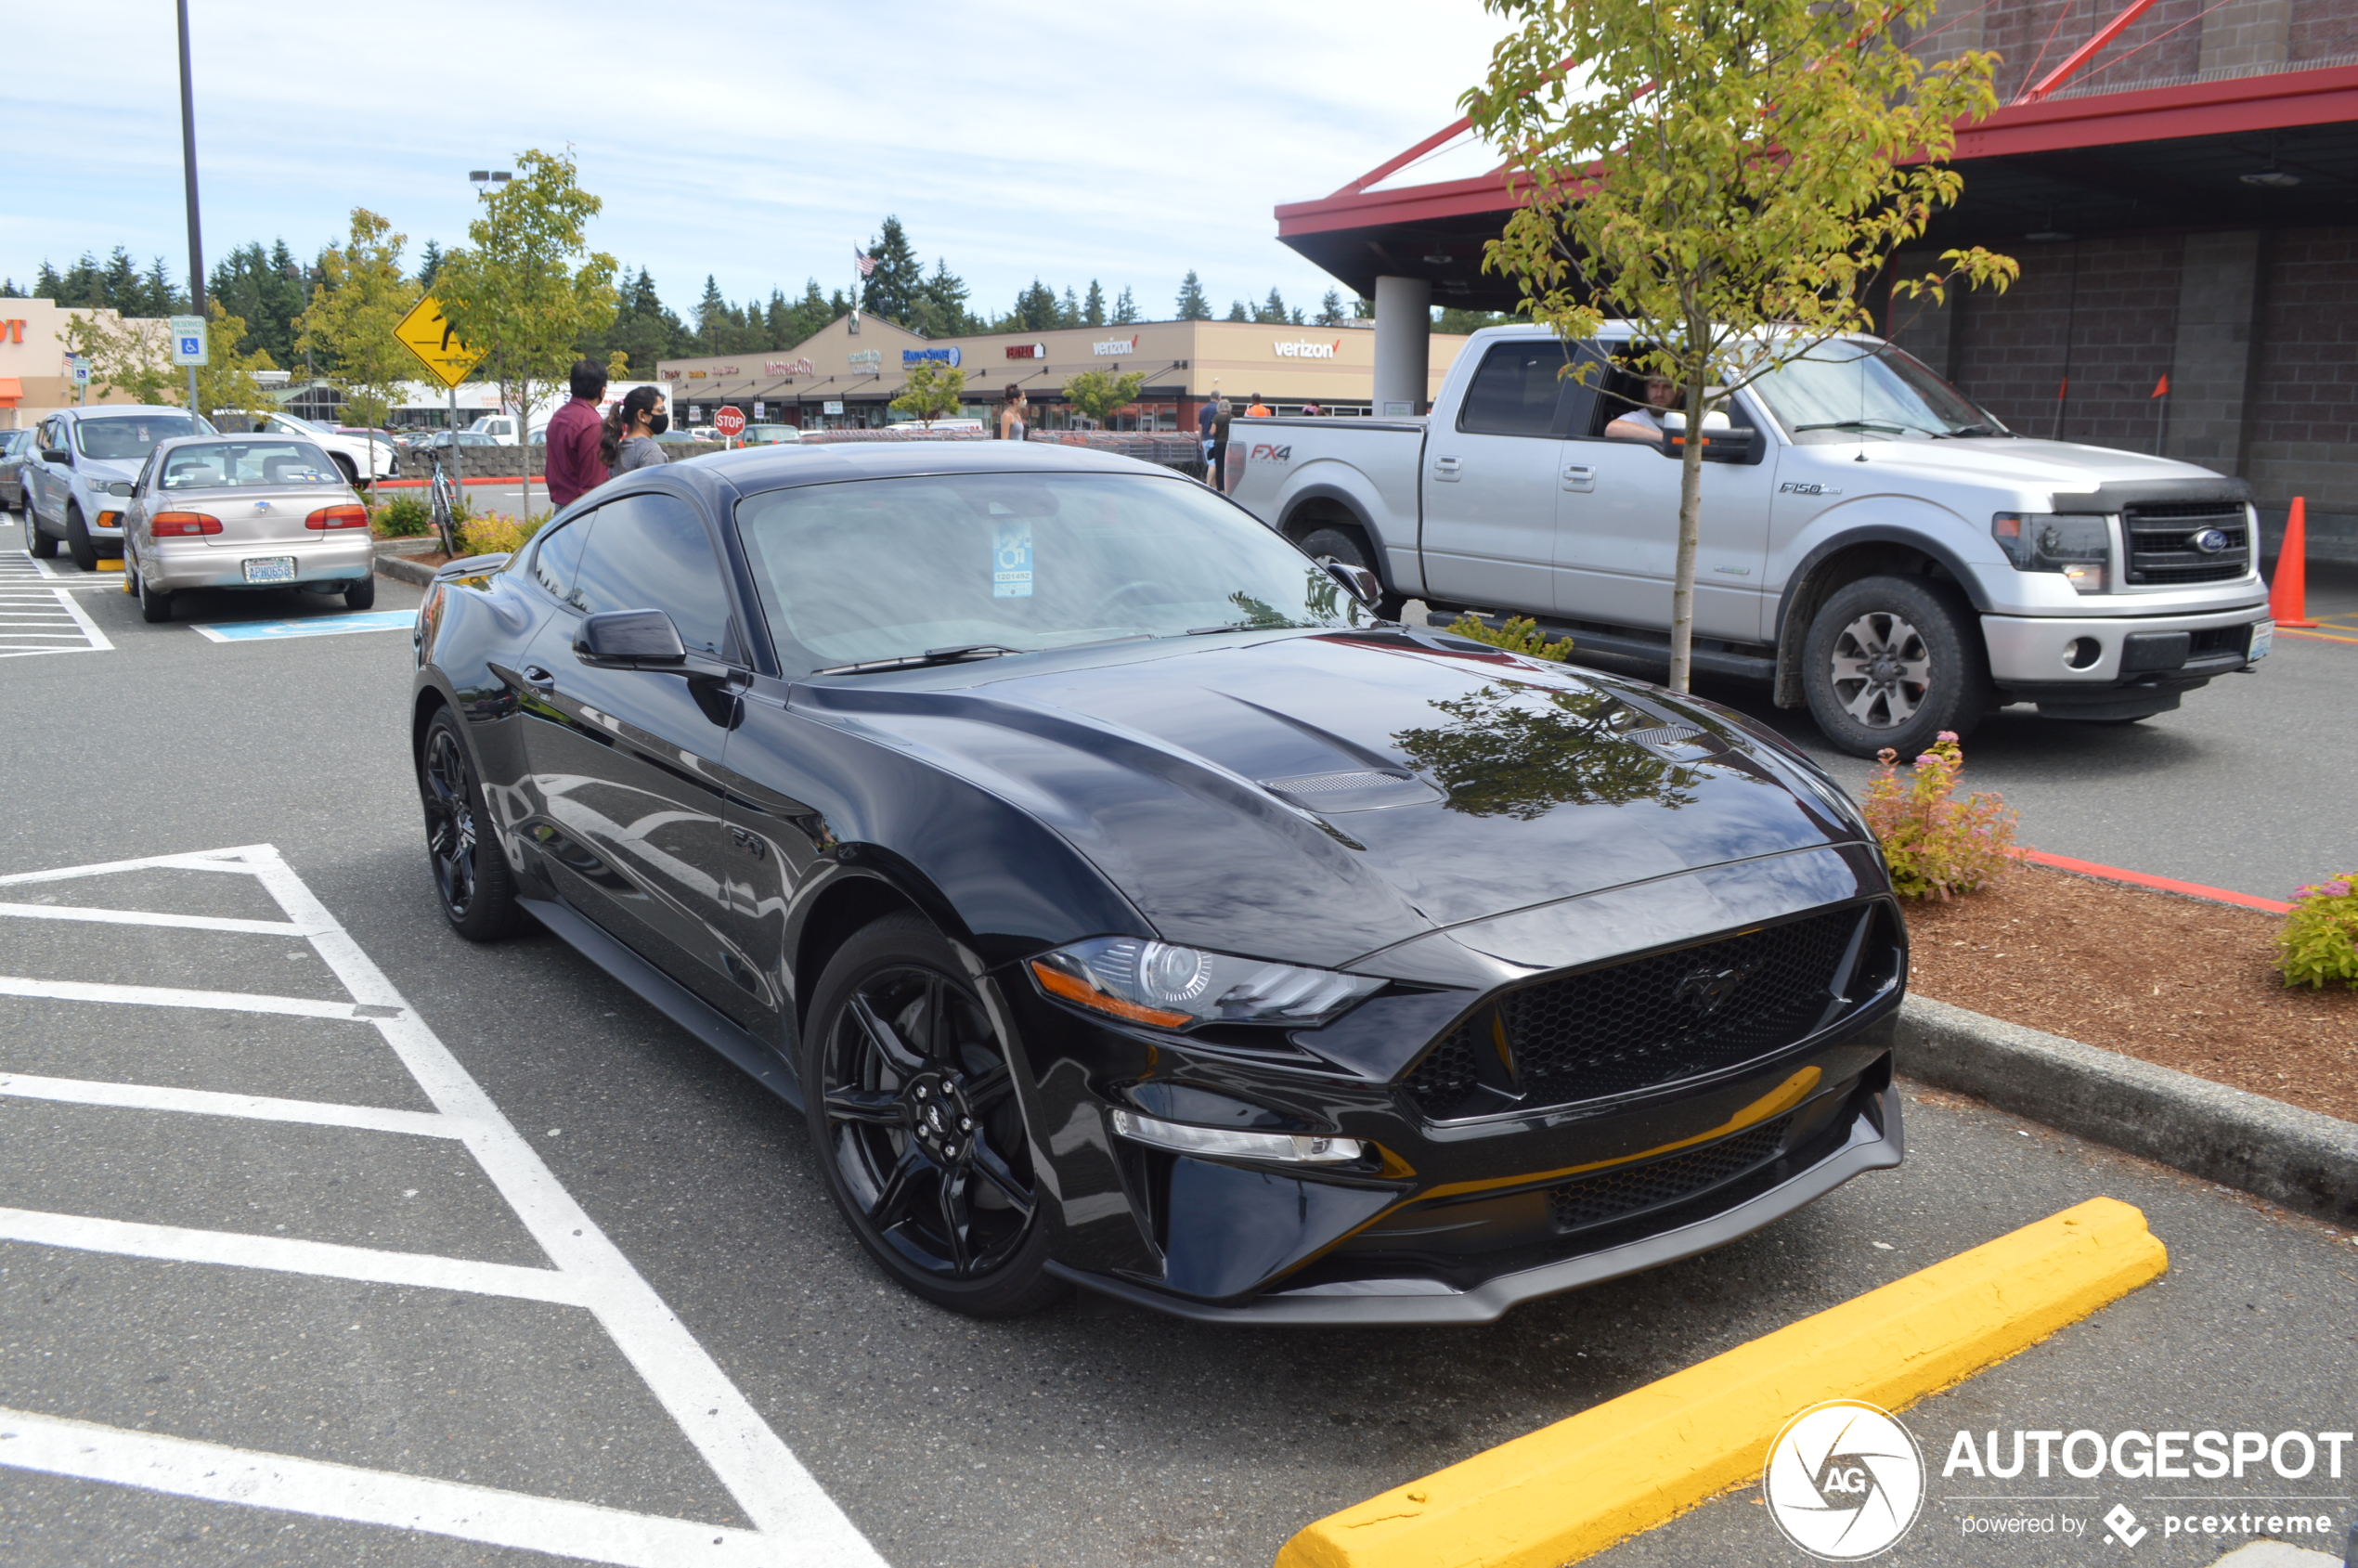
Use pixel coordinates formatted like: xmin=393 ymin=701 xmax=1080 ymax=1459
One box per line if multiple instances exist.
xmin=1274 ymin=339 xmax=1343 ymax=359
xmin=1092 ymin=335 xmax=1138 ymax=356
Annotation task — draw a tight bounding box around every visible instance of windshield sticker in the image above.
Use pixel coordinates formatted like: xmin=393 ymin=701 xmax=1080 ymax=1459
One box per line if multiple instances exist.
xmin=993 ymin=523 xmax=1033 ymax=598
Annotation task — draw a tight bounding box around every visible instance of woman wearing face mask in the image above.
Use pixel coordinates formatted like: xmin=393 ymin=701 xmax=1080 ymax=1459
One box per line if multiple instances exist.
xmin=601 ymin=386 xmax=671 ymax=482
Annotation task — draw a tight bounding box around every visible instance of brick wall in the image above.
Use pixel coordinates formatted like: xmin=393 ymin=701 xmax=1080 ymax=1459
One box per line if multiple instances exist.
xmin=1949 ymin=236 xmax=2182 ymax=450
xmin=2247 ymin=227 xmax=2358 ymax=556
xmin=2288 ymin=0 xmax=2358 ymax=65
xmin=1976 ymin=0 xmax=2209 ymax=98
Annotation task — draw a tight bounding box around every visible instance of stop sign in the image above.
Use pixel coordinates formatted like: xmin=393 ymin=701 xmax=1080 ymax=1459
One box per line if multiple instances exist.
xmin=713 ymin=406 xmax=746 ymax=437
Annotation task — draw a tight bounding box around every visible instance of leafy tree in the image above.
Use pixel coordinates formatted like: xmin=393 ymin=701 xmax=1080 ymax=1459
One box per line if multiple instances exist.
xmin=1467 ymin=0 xmax=2016 ymax=691
xmin=434 ymin=147 xmax=620 ymax=461
xmin=1082 ymin=280 xmax=1106 ymax=328
xmin=1224 ymin=300 xmax=1250 ymax=322
xmin=417 ymin=239 xmax=444 ymax=290
xmin=1062 ymin=369 xmax=1147 ymax=428
xmin=1393 ymin=682 xmax=1704 ymax=819
xmin=1174 ymin=270 xmax=1211 ymax=321
xmin=1112 ymin=285 xmax=1139 ymax=325
xmin=860 ymin=215 xmax=926 ymax=325
xmin=890 ymin=359 xmax=967 ymax=427
xmin=1315 ymin=288 xmax=1348 ymax=327
xmin=61 ymin=311 xmax=177 ymax=404
xmin=1435 ymin=306 xmax=1516 ymax=333
xmin=189 ymin=300 xmax=279 ymax=420
xmin=296 ymin=209 xmax=414 ymax=429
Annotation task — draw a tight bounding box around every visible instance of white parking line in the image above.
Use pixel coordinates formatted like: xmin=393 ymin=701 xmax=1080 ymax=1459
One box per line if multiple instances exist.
xmin=0 ymin=843 xmax=887 ymax=1568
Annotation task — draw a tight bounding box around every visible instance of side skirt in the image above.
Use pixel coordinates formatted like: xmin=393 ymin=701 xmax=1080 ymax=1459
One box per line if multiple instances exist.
xmin=516 ymin=894 xmax=803 ymax=1111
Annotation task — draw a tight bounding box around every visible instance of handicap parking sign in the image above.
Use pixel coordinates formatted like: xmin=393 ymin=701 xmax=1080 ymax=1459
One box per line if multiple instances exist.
xmin=168 ymin=315 xmax=209 ymax=367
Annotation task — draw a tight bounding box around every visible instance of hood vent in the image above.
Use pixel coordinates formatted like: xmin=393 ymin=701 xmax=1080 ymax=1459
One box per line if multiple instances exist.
xmin=1620 ymin=722 xmax=1707 ymax=752
xmin=1263 ymin=770 xmax=1445 ymax=813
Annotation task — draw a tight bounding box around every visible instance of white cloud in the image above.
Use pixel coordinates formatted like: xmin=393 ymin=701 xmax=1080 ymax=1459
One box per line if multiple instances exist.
xmin=2 ymin=0 xmax=1504 ymax=320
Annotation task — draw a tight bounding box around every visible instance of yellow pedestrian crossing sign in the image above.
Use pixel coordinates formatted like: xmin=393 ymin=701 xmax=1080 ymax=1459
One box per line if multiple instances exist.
xmin=393 ymin=295 xmax=482 ymax=389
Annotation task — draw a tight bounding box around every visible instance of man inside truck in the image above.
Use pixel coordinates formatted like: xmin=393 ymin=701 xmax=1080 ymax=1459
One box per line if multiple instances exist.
xmin=1603 ymin=373 xmax=1678 ymax=441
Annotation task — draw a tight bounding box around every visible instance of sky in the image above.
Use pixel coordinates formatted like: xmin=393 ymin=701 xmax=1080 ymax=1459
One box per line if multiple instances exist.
xmin=2 ymin=0 xmax=1505 ymax=324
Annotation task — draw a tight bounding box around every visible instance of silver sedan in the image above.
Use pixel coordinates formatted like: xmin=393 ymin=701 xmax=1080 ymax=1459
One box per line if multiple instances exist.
xmin=120 ymin=434 xmax=378 ymax=624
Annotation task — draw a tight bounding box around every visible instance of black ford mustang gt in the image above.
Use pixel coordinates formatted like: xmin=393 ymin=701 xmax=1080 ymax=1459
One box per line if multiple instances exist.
xmin=409 ymin=442 xmax=1907 ymax=1325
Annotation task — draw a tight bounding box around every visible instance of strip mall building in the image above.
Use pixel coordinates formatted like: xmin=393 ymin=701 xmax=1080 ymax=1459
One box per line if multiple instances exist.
xmin=654 ymin=317 xmax=1471 ymax=434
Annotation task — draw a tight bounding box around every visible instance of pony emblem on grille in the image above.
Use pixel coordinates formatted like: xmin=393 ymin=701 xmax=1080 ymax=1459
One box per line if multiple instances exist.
xmin=1672 ymin=960 xmax=1760 ymax=1016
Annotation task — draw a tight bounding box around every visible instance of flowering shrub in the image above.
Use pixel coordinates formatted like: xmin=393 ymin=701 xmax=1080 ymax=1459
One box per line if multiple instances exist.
xmin=370 ymin=496 xmax=434 ymax=538
xmin=460 ymin=512 xmax=539 ymax=557
xmin=1859 ymin=732 xmax=2019 ymax=901
xmin=1445 ymin=613 xmax=1574 ymax=662
xmin=2279 ymin=875 xmax=2358 ymax=990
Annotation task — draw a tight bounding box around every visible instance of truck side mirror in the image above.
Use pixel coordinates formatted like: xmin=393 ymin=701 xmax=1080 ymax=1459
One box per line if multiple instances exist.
xmin=1659 ymin=412 xmax=1763 ymax=466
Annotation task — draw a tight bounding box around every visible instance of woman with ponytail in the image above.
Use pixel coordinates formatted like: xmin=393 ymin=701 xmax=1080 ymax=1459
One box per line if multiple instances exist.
xmin=602 ymin=385 xmax=671 ymax=483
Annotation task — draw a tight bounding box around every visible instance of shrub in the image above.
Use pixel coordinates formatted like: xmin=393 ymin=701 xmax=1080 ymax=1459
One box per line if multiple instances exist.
xmin=1444 ymin=613 xmax=1574 ymax=662
xmin=1860 ymin=732 xmax=2018 ymax=901
xmin=372 ymin=495 xmax=434 ymax=538
xmin=460 ymin=512 xmax=540 ymax=557
xmin=2279 ymin=875 xmax=2358 ymax=990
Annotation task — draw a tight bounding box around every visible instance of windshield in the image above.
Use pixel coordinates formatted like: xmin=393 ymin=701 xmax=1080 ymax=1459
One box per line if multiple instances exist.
xmin=734 ymin=472 xmax=1374 ymax=676
xmin=1746 ymin=341 xmax=2004 ymax=443
xmin=158 ymin=440 xmax=342 ymax=489
xmin=74 ymin=414 xmax=203 ymax=460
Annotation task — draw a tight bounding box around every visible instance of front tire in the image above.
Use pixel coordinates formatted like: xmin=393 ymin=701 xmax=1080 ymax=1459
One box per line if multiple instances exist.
xmin=65 ymin=506 xmax=99 ymax=572
xmin=418 ymin=707 xmax=526 ymax=940
xmin=1802 ymin=575 xmax=1989 ymax=758
xmin=804 ymin=913 xmax=1063 ymax=1317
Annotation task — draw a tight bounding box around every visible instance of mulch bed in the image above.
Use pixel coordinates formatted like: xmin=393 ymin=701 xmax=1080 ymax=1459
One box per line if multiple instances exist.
xmin=1901 ymin=863 xmax=2358 ymax=1125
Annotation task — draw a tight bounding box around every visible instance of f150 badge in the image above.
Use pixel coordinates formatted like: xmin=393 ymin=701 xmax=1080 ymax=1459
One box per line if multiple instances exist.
xmin=1779 ymin=482 xmax=1842 ymax=496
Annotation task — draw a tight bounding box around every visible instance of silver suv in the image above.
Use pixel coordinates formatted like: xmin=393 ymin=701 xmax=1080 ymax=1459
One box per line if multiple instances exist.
xmin=25 ymin=406 xmax=211 ymax=571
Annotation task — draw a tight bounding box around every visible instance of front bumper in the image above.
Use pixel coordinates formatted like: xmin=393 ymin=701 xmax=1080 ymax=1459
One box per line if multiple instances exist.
xmin=140 ymin=537 xmax=376 ymax=592
xmin=1981 ymin=603 xmax=2266 ymax=687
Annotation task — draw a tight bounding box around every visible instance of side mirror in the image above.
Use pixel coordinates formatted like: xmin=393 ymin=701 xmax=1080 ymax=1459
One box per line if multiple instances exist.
xmin=1320 ymin=557 xmax=1384 ymax=608
xmin=1659 ymin=412 xmax=1763 ymax=465
xmin=106 ymin=480 xmax=135 ymax=498
xmin=576 ymin=608 xmax=685 ymax=667
xmin=41 ymin=447 xmax=69 ymax=464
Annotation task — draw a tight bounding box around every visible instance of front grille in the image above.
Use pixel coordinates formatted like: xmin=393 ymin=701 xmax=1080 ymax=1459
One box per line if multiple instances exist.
xmin=2123 ymin=502 xmax=2250 ymax=586
xmin=1402 ymin=907 xmax=1872 ymax=1119
xmin=1548 ymin=1115 xmax=1793 ymax=1231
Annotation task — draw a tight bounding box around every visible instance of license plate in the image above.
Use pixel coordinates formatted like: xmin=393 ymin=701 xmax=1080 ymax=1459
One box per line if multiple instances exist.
xmin=242 ymin=556 xmax=296 ymax=584
xmin=2248 ymin=619 xmax=2273 ymax=662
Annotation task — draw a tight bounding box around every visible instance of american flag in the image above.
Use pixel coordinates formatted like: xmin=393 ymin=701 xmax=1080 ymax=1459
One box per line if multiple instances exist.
xmin=853 ymin=247 xmax=876 ymax=278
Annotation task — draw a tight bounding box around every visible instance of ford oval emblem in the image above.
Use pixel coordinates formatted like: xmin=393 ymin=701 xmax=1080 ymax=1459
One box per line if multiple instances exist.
xmin=2191 ymin=526 xmax=2229 ymax=554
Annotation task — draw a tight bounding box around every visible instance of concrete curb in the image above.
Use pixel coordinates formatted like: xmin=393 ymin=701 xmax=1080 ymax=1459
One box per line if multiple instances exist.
xmin=1895 ymin=993 xmax=2358 ymax=1225
xmin=374 ymin=554 xmax=435 ymax=589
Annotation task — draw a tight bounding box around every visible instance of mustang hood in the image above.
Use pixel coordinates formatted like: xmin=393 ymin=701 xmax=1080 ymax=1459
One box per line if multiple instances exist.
xmin=793 ymin=631 xmax=1859 ymax=971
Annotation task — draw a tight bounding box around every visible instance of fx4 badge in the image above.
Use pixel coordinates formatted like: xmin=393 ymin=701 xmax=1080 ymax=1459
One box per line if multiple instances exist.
xmin=1249 ymin=444 xmax=1293 ymax=462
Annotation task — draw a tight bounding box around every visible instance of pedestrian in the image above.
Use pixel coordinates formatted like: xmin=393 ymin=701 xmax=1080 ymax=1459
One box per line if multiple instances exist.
xmin=1198 ymin=395 xmax=1218 ymax=470
xmin=601 ymin=385 xmax=670 ymax=482
xmin=543 ymin=359 xmax=610 ymax=512
xmin=999 ymin=385 xmax=1030 ymax=442
xmin=1245 ymin=392 xmax=1273 ymax=418
xmin=1208 ymin=395 xmax=1235 ymax=491
xmin=1299 ymin=402 xmax=1321 ymax=417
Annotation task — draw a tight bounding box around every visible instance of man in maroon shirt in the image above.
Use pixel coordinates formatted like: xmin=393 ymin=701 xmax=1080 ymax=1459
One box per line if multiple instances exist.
xmin=542 ymin=359 xmax=610 ymax=510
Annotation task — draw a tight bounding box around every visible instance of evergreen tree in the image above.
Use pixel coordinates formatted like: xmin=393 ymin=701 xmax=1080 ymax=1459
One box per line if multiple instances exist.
xmin=592 ymin=266 xmax=689 ymax=374
xmin=1005 ymin=279 xmax=1061 ymax=332
xmin=1174 ymin=270 xmax=1211 ymax=320
xmin=1112 ymin=285 xmax=1139 ymax=325
xmin=1252 ymin=287 xmax=1289 ymax=324
xmin=1058 ymin=287 xmax=1082 ymax=329
xmin=1225 ymin=300 xmax=1250 ymax=321
xmin=143 ymin=257 xmax=185 ymax=315
xmin=1082 ymin=280 xmax=1106 ymax=328
xmin=786 ymin=279 xmax=834 ymax=345
xmin=859 ymin=214 xmax=925 ymax=325
xmin=1315 ymin=289 xmax=1347 ymax=326
xmin=207 ymin=242 xmax=305 ymax=369
xmin=913 ymin=259 xmax=971 ymax=338
xmin=34 ymin=261 xmax=62 ymax=298
xmin=417 ymin=239 xmax=444 ymax=289
xmin=99 ymin=248 xmax=142 ymax=313
xmin=0 ymin=279 xmax=22 ymax=298
xmin=695 ymin=274 xmax=731 ymax=355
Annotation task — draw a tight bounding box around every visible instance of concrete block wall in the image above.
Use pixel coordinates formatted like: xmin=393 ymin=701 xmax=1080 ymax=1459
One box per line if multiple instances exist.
xmin=2248 ymin=227 xmax=2358 ymax=564
xmin=1948 ymin=236 xmax=2181 ymax=449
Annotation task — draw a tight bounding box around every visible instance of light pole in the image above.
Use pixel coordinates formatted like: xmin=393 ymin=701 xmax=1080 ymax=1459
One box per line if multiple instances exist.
xmin=175 ymin=0 xmax=203 ymax=420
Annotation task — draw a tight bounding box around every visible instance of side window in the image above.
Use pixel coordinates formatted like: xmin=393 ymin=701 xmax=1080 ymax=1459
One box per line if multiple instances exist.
xmin=1458 ymin=341 xmax=1589 ymax=438
xmin=532 ymin=513 xmax=592 ymax=602
xmin=134 ymin=453 xmax=157 ymax=495
xmin=567 ymin=493 xmax=739 ymax=661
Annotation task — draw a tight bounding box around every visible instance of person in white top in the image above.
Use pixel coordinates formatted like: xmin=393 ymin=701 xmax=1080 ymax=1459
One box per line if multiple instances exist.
xmin=1605 ymin=374 xmax=1679 ymax=441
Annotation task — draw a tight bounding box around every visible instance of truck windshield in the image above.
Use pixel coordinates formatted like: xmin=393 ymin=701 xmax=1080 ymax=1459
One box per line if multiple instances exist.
xmin=734 ymin=472 xmax=1373 ymax=676
xmin=1746 ymin=342 xmax=2006 ymax=443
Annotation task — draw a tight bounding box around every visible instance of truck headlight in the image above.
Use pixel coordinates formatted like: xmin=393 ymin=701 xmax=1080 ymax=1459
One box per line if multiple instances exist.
xmin=1993 ymin=512 xmax=2108 ymax=592
xmin=1029 ymin=938 xmax=1381 ymax=1030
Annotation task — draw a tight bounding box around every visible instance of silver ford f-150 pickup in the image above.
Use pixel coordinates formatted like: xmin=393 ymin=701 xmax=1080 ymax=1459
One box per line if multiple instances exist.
xmin=1224 ymin=323 xmax=2271 ymax=757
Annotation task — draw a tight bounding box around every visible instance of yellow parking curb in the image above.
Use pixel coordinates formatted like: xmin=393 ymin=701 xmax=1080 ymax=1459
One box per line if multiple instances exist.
xmin=1275 ymin=1197 xmax=2167 ymax=1568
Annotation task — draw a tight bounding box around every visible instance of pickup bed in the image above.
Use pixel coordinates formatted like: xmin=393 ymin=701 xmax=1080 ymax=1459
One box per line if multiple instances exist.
xmin=1224 ymin=324 xmax=2271 ymax=757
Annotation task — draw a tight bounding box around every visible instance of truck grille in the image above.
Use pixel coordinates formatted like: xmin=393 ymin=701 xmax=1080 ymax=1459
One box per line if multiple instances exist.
xmin=1401 ymin=906 xmax=1878 ymax=1120
xmin=2123 ymin=501 xmax=2250 ymax=586
xmin=1548 ymin=1115 xmax=1793 ymax=1231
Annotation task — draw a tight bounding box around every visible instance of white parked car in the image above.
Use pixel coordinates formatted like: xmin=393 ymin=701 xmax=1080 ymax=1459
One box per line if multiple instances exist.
xmin=212 ymin=411 xmax=397 ymax=485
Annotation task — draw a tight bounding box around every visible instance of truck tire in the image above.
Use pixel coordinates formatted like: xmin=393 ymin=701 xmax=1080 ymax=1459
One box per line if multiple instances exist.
xmin=1801 ymin=575 xmax=1988 ymax=758
xmin=1296 ymin=525 xmax=1403 ymax=616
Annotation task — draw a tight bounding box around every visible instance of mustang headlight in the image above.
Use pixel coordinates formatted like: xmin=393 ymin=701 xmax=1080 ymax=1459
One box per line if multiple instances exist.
xmin=1028 ymin=938 xmax=1382 ymax=1030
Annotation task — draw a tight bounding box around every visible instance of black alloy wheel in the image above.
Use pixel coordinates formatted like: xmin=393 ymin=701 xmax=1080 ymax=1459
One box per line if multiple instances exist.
xmin=418 ymin=708 xmax=525 ymax=940
xmin=65 ymin=506 xmax=98 ymax=572
xmin=1801 ymin=575 xmax=1989 ymax=758
xmin=804 ymin=913 xmax=1063 ymax=1316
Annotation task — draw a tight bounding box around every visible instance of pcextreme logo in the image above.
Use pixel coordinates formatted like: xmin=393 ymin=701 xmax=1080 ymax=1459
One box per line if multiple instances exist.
xmin=1763 ymin=1401 xmax=1925 ymax=1561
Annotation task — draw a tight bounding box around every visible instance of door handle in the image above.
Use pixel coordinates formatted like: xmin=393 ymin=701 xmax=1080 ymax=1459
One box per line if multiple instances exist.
xmin=521 ymin=664 xmax=557 ymax=692
xmin=1433 ymin=455 xmax=1461 ymax=481
xmin=1561 ymin=463 xmax=1596 ymax=493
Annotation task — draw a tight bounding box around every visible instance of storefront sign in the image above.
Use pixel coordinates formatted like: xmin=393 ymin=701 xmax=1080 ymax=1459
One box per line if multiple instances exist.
xmin=902 ymin=346 xmax=963 ymax=367
xmin=823 ymin=400 xmax=845 ymax=415
xmin=1004 ymin=343 xmax=1048 ymax=359
xmin=1274 ymin=339 xmax=1343 ymax=359
xmin=848 ymin=350 xmax=882 ymax=371
xmin=764 ymin=358 xmax=815 ymax=377
xmin=686 ymin=370 xmax=707 ymax=379
xmin=753 ymin=402 xmax=766 ymax=419
xmin=1093 ymin=335 xmax=1137 ymax=356
xmin=660 ymin=369 xmax=680 ymax=380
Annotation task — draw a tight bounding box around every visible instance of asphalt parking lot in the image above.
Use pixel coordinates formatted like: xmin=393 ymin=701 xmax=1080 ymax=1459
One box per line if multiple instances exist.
xmin=1 ymin=530 xmax=2351 ymax=1568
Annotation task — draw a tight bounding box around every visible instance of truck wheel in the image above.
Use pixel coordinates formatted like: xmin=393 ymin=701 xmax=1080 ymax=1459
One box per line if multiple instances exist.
xmin=27 ymin=507 xmax=57 ymax=557
xmin=1297 ymin=525 xmax=1403 ymax=616
xmin=66 ymin=506 xmax=100 ymax=572
xmin=1802 ymin=576 xmax=1988 ymax=758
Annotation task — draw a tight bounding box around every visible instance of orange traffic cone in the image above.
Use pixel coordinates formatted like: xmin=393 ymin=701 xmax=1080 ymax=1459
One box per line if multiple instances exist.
xmin=2269 ymin=496 xmax=2318 ymax=628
